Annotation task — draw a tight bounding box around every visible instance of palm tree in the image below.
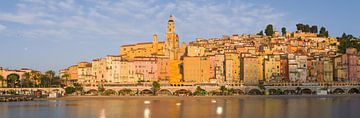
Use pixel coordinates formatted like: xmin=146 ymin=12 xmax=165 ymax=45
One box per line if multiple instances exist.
xmin=22 ymin=72 xmax=31 ymax=87
xmin=30 ymin=71 xmax=42 ymax=87
xmin=39 ymin=75 xmax=50 ymax=87
xmin=61 ymin=73 xmax=70 ymax=86
xmin=0 ymin=75 xmax=4 ymax=87
xmin=45 ymin=70 xmax=55 ymax=87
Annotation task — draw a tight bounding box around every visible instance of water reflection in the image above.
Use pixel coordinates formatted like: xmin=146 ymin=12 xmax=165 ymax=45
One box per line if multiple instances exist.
xmin=1 ymin=97 xmax=360 ymax=118
xmin=144 ymin=108 xmax=150 ymax=118
xmin=99 ymin=108 xmax=106 ymax=118
xmin=216 ymin=106 xmax=223 ymax=115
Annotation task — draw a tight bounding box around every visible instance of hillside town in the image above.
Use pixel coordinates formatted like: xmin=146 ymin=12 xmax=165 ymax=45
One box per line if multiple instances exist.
xmin=53 ymin=15 xmax=360 ymax=88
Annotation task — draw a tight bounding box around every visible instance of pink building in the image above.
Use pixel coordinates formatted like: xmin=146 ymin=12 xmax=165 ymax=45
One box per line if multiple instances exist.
xmin=342 ymin=48 xmax=358 ymax=81
xmin=133 ymin=56 xmax=170 ymax=82
xmin=208 ymin=56 xmax=216 ymax=81
xmin=134 ymin=57 xmax=158 ymax=82
xmin=156 ymin=57 xmax=170 ymax=82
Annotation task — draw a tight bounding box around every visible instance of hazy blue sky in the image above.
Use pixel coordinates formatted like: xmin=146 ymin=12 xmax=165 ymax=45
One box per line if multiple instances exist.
xmin=0 ymin=0 xmax=359 ymax=72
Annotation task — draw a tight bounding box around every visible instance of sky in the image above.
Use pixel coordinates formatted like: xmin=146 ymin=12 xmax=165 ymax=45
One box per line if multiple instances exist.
xmin=0 ymin=0 xmax=359 ymax=72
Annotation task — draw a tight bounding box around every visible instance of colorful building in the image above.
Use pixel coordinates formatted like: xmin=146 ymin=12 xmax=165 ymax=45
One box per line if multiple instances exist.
xmin=183 ymin=56 xmax=210 ymax=83
xmin=240 ymin=54 xmax=262 ymax=84
xmin=264 ymin=54 xmax=281 ymax=82
xmin=225 ymin=53 xmax=240 ymax=82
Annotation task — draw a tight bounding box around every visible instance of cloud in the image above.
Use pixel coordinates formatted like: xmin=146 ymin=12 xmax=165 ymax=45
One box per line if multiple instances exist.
xmin=0 ymin=24 xmax=7 ymax=32
xmin=0 ymin=24 xmax=6 ymax=32
xmin=0 ymin=0 xmax=290 ymax=42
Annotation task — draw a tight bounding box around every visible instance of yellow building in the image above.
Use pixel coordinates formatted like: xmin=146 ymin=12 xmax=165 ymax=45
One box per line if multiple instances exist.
xmin=91 ymin=58 xmax=107 ymax=86
xmin=292 ymin=31 xmax=317 ymax=38
xmin=77 ymin=62 xmax=92 ymax=85
xmin=225 ymin=53 xmax=240 ymax=82
xmin=59 ymin=65 xmax=79 ymax=85
xmin=183 ymin=56 xmax=210 ymax=83
xmin=187 ymin=45 xmax=205 ymax=57
xmin=120 ymin=35 xmax=165 ymax=61
xmin=323 ymin=57 xmax=333 ymax=82
xmin=119 ymin=15 xmax=183 ymax=84
xmin=119 ymin=61 xmax=136 ymax=83
xmin=120 ymin=15 xmax=180 ymax=61
xmin=264 ymin=54 xmax=281 ymax=81
xmin=169 ymin=60 xmax=182 ymax=84
xmin=106 ymin=55 xmax=122 ymax=83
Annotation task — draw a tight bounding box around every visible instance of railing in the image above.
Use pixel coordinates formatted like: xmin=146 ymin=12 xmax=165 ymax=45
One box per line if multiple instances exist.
xmin=81 ymin=81 xmax=360 ymax=88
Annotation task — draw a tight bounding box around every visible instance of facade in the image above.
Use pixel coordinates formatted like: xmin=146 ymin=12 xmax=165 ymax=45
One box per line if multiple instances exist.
xmin=342 ymin=48 xmax=358 ymax=81
xmin=119 ymin=61 xmax=136 ymax=83
xmin=214 ymin=55 xmax=225 ymax=82
xmin=91 ymin=58 xmax=107 ymax=85
xmin=187 ymin=45 xmax=205 ymax=57
xmin=288 ymin=54 xmax=307 ymax=82
xmin=240 ymin=54 xmax=261 ymax=84
xmin=77 ymin=62 xmax=92 ymax=84
xmin=323 ymin=57 xmax=334 ymax=82
xmin=225 ymin=53 xmax=240 ymax=82
xmin=264 ymin=54 xmax=281 ymax=82
xmin=133 ymin=57 xmax=159 ymax=82
xmin=279 ymin=54 xmax=289 ymax=81
xmin=183 ymin=56 xmax=210 ymax=83
xmin=106 ymin=55 xmax=122 ymax=83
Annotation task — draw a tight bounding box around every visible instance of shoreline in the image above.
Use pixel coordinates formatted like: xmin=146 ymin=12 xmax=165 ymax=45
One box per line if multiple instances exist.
xmin=50 ymin=94 xmax=360 ymax=101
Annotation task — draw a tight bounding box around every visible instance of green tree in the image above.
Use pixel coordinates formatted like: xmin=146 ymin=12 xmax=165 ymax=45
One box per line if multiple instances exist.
xmin=194 ymin=86 xmax=206 ymax=96
xmin=310 ymin=25 xmax=318 ymax=33
xmin=65 ymin=87 xmax=76 ymax=94
xmin=152 ymin=81 xmax=161 ymax=95
xmin=119 ymin=88 xmax=133 ymax=95
xmin=51 ymin=76 xmax=62 ymax=87
xmin=296 ymin=23 xmax=304 ymax=31
xmin=257 ymin=30 xmax=264 ymax=36
xmin=337 ymin=33 xmax=360 ymax=53
xmin=30 ymin=71 xmax=42 ymax=87
xmin=74 ymin=83 xmax=83 ymax=92
xmin=265 ymin=24 xmax=274 ymax=36
xmin=304 ymin=24 xmax=310 ymax=32
xmin=220 ymin=86 xmax=227 ymax=95
xmin=45 ymin=70 xmax=55 ymax=86
xmin=7 ymin=74 xmax=20 ymax=88
xmin=281 ymin=27 xmax=287 ymax=36
xmin=39 ymin=75 xmax=50 ymax=87
xmin=21 ymin=72 xmax=32 ymax=87
xmin=20 ymin=78 xmax=33 ymax=87
xmin=22 ymin=72 xmax=31 ymax=80
xmin=228 ymin=88 xmax=235 ymax=95
xmin=319 ymin=27 xmax=328 ymax=37
xmin=325 ymin=31 xmax=329 ymax=37
xmin=61 ymin=73 xmax=70 ymax=86
xmin=0 ymin=75 xmax=4 ymax=87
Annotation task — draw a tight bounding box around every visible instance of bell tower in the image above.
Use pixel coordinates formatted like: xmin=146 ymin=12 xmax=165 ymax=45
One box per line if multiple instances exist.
xmin=165 ymin=15 xmax=179 ymax=60
xmin=152 ymin=34 xmax=158 ymax=54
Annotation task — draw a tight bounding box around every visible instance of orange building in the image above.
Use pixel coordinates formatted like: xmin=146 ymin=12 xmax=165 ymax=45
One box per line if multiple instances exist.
xmin=183 ymin=56 xmax=211 ymax=83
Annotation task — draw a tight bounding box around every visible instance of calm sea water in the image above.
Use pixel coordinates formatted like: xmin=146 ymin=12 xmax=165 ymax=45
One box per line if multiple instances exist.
xmin=1 ymin=96 xmax=360 ymax=118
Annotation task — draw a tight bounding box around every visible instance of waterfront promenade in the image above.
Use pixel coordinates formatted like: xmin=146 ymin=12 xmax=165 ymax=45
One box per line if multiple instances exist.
xmin=0 ymin=82 xmax=359 ymax=98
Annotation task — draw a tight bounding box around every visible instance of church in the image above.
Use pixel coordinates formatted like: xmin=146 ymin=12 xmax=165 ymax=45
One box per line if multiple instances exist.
xmin=120 ymin=15 xmax=185 ymax=61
